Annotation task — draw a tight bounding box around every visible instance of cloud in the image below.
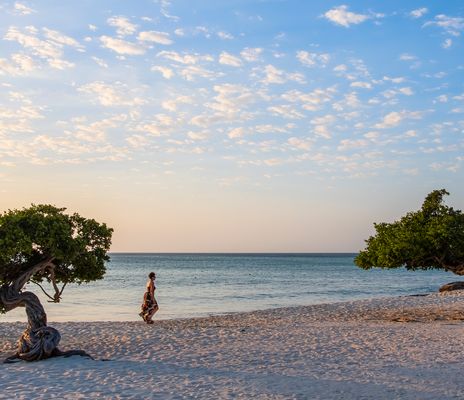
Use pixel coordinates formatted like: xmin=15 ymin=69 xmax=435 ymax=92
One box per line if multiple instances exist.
xmin=383 ymin=76 xmax=405 ymax=83
xmin=126 ymin=134 xmax=149 ymax=148
xmin=217 ymin=31 xmax=234 ymax=40
xmin=374 ymin=110 xmax=424 ymax=129
xmin=219 ymin=52 xmax=242 ymax=67
xmin=151 ymin=65 xmax=174 ymax=79
xmin=337 ymin=138 xmax=369 ymax=151
xmin=442 ymin=38 xmax=452 ymax=48
xmin=4 ymin=26 xmax=79 ymax=69
xmin=159 ymin=0 xmax=179 ymax=21
xmin=161 ymin=95 xmax=192 ymax=112
xmin=69 ymin=115 xmax=126 ymax=142
xmin=187 ymin=131 xmax=208 ymax=140
xmin=323 ymin=5 xmax=369 ymax=27
xmin=350 ymin=81 xmax=372 ymax=89
xmin=332 ymin=92 xmax=360 ymax=111
xmin=254 ymin=124 xmax=292 ymax=134
xmin=5 ymin=26 xmax=61 ymax=59
xmin=288 ymin=137 xmax=312 ymax=150
xmin=262 ymin=64 xmax=286 ymax=84
xmin=78 ymin=81 xmax=146 ymax=106
xmin=48 ymin=58 xmax=74 ymax=69
xmin=228 ymin=127 xmax=245 ymax=139
xmin=398 ymin=87 xmax=414 ymax=95
xmin=268 ymin=105 xmax=304 ymax=119
xmin=240 ymin=47 xmax=263 ymax=62
xmin=194 ymin=26 xmax=209 ymax=37
xmin=382 ymin=87 xmax=414 ymax=99
xmin=206 ymin=84 xmax=259 ymax=118
xmin=375 ymin=112 xmax=403 ymax=128
xmin=43 ymin=28 xmax=84 ymax=50
xmin=410 ymin=8 xmax=428 ymax=19
xmin=0 ymin=53 xmax=36 ymax=75
xmin=282 ymin=87 xmax=336 ymax=111
xmin=100 ymin=36 xmax=145 ymax=55
xmin=399 ymin=53 xmax=416 ymax=61
xmin=435 ymin=94 xmax=448 ymax=103
xmin=157 ymin=50 xmax=213 ymax=64
xmin=189 ymin=114 xmax=224 ymax=128
xmin=333 ymin=64 xmax=347 ymax=72
xmin=137 ymin=31 xmax=173 ymax=45
xmin=14 ymin=2 xmax=36 ymax=15
xmin=261 ymin=64 xmax=305 ymax=84
xmin=296 ymin=51 xmax=330 ymax=67
xmin=310 ymin=114 xmax=336 ymax=139
xmin=0 ymin=99 xmax=44 ymax=137
xmin=107 ymin=16 xmax=138 ymax=36
xmin=423 ymin=14 xmax=464 ymax=37
xmin=178 ymin=65 xmax=219 ymax=81
xmin=92 ymin=56 xmax=108 ymax=68
xmin=131 ymin=114 xmax=178 ymax=138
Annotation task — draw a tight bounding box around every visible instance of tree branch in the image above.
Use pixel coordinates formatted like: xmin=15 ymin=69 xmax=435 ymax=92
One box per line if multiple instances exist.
xmin=30 ymin=280 xmax=57 ymax=302
xmin=13 ymin=257 xmax=55 ymax=293
xmin=47 ymin=267 xmax=62 ymax=303
xmin=59 ymin=282 xmax=67 ymax=297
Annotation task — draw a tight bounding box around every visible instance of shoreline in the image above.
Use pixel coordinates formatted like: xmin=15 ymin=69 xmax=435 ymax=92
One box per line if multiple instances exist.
xmin=1 ymin=291 xmax=464 ymax=399
xmin=0 ymin=289 xmax=459 ymax=325
xmin=0 ymin=288 xmax=449 ymax=324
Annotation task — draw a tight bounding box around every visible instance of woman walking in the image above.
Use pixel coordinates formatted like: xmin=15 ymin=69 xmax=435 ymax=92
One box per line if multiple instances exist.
xmin=140 ymin=272 xmax=159 ymax=324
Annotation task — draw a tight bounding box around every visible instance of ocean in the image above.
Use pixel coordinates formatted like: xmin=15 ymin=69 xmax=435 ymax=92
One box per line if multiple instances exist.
xmin=1 ymin=253 xmax=457 ymax=322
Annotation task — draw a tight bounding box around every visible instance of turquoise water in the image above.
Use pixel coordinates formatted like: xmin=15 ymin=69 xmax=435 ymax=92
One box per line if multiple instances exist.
xmin=1 ymin=253 xmax=457 ymax=322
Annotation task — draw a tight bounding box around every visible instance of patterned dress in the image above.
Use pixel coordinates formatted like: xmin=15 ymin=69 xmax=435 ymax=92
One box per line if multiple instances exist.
xmin=140 ymin=283 xmax=157 ymax=321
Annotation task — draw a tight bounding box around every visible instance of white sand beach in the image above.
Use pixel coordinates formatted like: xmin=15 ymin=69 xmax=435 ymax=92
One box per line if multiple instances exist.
xmin=1 ymin=292 xmax=464 ymax=399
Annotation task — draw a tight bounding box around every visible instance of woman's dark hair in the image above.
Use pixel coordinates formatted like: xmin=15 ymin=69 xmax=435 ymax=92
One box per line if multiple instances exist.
xmin=148 ymin=272 xmax=156 ymax=279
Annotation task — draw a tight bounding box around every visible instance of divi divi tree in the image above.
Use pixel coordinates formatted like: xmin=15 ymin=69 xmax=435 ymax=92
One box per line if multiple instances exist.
xmin=356 ymin=189 xmax=464 ymax=276
xmin=0 ymin=204 xmax=112 ymax=362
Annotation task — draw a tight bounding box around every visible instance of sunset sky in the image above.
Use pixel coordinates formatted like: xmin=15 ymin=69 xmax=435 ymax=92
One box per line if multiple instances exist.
xmin=0 ymin=1 xmax=463 ymax=252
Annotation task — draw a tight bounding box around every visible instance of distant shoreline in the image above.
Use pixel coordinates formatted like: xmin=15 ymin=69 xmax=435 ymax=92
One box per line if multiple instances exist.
xmin=108 ymin=252 xmax=358 ymax=256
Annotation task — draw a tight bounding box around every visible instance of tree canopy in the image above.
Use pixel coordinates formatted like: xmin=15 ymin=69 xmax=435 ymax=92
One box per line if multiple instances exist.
xmin=355 ymin=189 xmax=464 ymax=275
xmin=0 ymin=204 xmax=113 ymax=313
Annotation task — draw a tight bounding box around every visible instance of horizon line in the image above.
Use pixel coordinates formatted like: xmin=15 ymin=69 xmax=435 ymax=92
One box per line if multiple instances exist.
xmin=109 ymin=251 xmax=358 ymax=255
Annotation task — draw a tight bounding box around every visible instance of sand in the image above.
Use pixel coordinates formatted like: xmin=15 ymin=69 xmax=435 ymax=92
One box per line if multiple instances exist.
xmin=1 ymin=291 xmax=464 ymax=399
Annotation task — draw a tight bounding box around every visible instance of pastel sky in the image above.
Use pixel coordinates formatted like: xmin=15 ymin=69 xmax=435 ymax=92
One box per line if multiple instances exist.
xmin=0 ymin=1 xmax=463 ymax=252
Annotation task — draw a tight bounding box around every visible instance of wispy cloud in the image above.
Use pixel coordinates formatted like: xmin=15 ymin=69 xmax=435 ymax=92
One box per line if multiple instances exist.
xmin=100 ymin=36 xmax=145 ymax=55
xmin=78 ymin=81 xmax=146 ymax=106
xmin=423 ymin=14 xmax=464 ymax=36
xmin=410 ymin=8 xmax=428 ymax=19
xmin=14 ymin=2 xmax=36 ymax=15
xmin=107 ymin=16 xmax=138 ymax=37
xmin=296 ymin=51 xmax=330 ymax=67
xmin=219 ymin=52 xmax=242 ymax=67
xmin=374 ymin=111 xmax=424 ymax=129
xmin=137 ymin=31 xmax=173 ymax=45
xmin=323 ymin=5 xmax=369 ymax=27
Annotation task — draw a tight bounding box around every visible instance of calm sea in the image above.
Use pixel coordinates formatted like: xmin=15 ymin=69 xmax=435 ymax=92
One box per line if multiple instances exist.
xmin=1 ymin=253 xmax=457 ymax=322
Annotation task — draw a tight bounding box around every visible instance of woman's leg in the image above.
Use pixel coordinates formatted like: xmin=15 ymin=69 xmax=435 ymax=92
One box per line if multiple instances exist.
xmin=145 ymin=303 xmax=158 ymax=323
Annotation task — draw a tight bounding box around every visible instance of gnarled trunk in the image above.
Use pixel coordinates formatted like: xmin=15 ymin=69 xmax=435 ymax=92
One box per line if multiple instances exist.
xmin=0 ymin=259 xmax=92 ymax=363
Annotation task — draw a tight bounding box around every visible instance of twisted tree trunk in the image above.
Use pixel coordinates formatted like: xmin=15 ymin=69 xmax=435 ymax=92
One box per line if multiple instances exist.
xmin=0 ymin=259 xmax=92 ymax=363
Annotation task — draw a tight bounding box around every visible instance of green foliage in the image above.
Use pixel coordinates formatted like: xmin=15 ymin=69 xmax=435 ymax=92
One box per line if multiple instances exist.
xmin=0 ymin=204 xmax=113 ymax=311
xmin=355 ymin=189 xmax=464 ymax=275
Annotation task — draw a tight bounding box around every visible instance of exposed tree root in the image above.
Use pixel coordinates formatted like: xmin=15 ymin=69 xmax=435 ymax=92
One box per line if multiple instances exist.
xmin=0 ymin=259 xmax=93 ymax=363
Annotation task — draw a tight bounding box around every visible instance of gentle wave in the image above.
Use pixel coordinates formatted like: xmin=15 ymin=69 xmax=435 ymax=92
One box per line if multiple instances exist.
xmin=1 ymin=253 xmax=456 ymax=322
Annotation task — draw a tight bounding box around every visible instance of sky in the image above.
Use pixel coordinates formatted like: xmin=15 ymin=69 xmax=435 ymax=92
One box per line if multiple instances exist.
xmin=0 ymin=0 xmax=463 ymax=252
